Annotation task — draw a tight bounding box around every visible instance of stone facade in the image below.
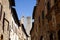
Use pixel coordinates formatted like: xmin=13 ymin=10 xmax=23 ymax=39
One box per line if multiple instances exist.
xmin=0 ymin=0 xmax=28 ymax=40
xmin=30 ymin=0 xmax=60 ymax=40
xmin=17 ymin=16 xmax=28 ymax=40
xmin=0 ymin=0 xmax=12 ymax=40
xmin=17 ymin=24 xmax=28 ymax=40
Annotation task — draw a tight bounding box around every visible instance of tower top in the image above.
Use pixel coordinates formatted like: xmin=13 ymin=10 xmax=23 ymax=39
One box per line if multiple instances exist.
xmin=20 ymin=16 xmax=25 ymax=24
xmin=22 ymin=16 xmax=24 ymax=18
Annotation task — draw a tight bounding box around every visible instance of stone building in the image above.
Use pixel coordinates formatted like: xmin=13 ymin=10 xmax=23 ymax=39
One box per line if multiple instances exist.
xmin=0 ymin=1 xmax=30 ymax=40
xmin=0 ymin=0 xmax=13 ymax=40
xmin=30 ymin=0 xmax=45 ymax=40
xmin=17 ymin=23 xmax=29 ymax=40
xmin=17 ymin=16 xmax=29 ymax=40
xmin=0 ymin=0 xmax=29 ymax=40
xmin=26 ymin=17 xmax=32 ymax=40
xmin=30 ymin=0 xmax=60 ymax=40
xmin=0 ymin=0 xmax=3 ymax=40
xmin=0 ymin=0 xmax=20 ymax=40
xmin=10 ymin=7 xmax=20 ymax=40
xmin=26 ymin=17 xmax=32 ymax=36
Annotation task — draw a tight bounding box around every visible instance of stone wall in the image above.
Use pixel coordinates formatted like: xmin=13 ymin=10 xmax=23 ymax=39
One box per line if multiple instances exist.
xmin=31 ymin=0 xmax=60 ymax=40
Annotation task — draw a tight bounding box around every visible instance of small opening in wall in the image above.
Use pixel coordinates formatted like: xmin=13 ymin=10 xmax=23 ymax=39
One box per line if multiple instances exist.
xmin=40 ymin=36 xmax=43 ymax=40
xmin=50 ymin=33 xmax=53 ymax=40
xmin=9 ymin=38 xmax=11 ymax=40
xmin=58 ymin=30 xmax=60 ymax=40
xmin=1 ymin=35 xmax=3 ymax=40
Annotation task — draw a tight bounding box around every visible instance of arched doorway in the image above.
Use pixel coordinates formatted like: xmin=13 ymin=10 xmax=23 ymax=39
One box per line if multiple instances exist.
xmin=58 ymin=30 xmax=60 ymax=40
xmin=0 ymin=35 xmax=3 ymax=40
xmin=50 ymin=33 xmax=53 ymax=40
xmin=40 ymin=36 xmax=44 ymax=40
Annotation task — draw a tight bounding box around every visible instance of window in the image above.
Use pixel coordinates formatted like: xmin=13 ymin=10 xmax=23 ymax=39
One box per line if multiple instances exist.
xmin=0 ymin=3 xmax=2 ymax=20
xmin=3 ymin=13 xmax=9 ymax=32
xmin=3 ymin=13 xmax=5 ymax=32
xmin=47 ymin=1 xmax=50 ymax=11
xmin=4 ymin=19 xmax=9 ymax=31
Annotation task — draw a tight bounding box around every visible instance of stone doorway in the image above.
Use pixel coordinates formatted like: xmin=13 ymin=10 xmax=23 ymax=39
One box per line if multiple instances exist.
xmin=0 ymin=34 xmax=3 ymax=40
xmin=40 ymin=36 xmax=44 ymax=40
xmin=58 ymin=30 xmax=60 ymax=40
xmin=50 ymin=33 xmax=53 ymax=40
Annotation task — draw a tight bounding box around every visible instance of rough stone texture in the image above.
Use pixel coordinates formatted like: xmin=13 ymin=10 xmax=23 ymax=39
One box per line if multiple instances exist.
xmin=17 ymin=26 xmax=27 ymax=40
xmin=0 ymin=0 xmax=10 ymax=40
xmin=31 ymin=0 xmax=60 ymax=40
xmin=0 ymin=0 xmax=28 ymax=40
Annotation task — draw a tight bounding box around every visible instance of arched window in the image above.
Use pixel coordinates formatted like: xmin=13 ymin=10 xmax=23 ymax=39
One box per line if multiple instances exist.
xmin=1 ymin=35 xmax=3 ymax=40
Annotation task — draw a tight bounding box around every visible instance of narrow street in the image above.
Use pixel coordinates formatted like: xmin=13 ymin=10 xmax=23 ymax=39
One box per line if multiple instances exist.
xmin=0 ymin=0 xmax=60 ymax=40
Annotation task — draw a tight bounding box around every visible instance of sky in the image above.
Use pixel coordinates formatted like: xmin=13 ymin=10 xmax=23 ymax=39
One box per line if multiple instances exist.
xmin=15 ymin=0 xmax=36 ymax=20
